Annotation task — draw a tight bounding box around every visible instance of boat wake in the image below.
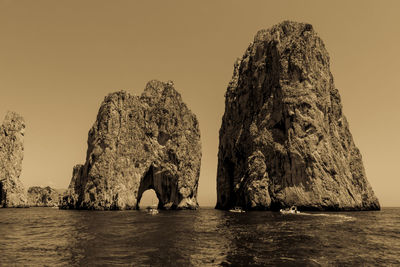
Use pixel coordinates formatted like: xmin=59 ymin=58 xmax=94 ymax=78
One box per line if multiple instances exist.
xmin=299 ymin=212 xmax=355 ymax=222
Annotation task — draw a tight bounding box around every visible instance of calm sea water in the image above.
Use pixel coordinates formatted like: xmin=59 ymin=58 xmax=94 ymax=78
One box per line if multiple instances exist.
xmin=0 ymin=207 xmax=399 ymax=266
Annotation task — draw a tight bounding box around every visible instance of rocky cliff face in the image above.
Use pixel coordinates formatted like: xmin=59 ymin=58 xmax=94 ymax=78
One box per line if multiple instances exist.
xmin=0 ymin=111 xmax=27 ymax=208
xmin=216 ymin=21 xmax=380 ymax=211
xmin=61 ymin=80 xmax=201 ymax=210
xmin=61 ymin=164 xmax=84 ymax=209
xmin=27 ymin=186 xmax=61 ymax=207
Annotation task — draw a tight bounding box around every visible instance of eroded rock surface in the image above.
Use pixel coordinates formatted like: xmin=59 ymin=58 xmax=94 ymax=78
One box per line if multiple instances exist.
xmin=0 ymin=111 xmax=27 ymax=207
xmin=216 ymin=21 xmax=380 ymax=211
xmin=27 ymin=186 xmax=61 ymax=207
xmin=61 ymin=164 xmax=83 ymax=209
xmin=61 ymin=80 xmax=201 ymax=210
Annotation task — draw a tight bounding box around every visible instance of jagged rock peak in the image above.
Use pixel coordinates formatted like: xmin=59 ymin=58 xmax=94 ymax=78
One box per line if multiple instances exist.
xmin=216 ymin=21 xmax=380 ymax=211
xmin=61 ymin=80 xmax=201 ymax=210
xmin=0 ymin=111 xmax=27 ymax=208
xmin=2 ymin=111 xmax=26 ymax=134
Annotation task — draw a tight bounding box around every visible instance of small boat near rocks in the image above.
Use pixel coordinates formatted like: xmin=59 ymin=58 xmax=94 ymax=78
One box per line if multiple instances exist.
xmin=229 ymin=206 xmax=245 ymax=213
xmin=280 ymin=206 xmax=300 ymax=214
xmin=146 ymin=206 xmax=159 ymax=215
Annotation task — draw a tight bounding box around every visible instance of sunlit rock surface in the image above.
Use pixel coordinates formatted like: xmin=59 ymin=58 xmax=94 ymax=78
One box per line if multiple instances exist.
xmin=0 ymin=111 xmax=27 ymax=208
xmin=61 ymin=80 xmax=201 ymax=210
xmin=216 ymin=21 xmax=380 ymax=211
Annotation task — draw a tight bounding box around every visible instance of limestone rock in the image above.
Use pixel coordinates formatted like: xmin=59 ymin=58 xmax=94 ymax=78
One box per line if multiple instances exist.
xmin=0 ymin=111 xmax=27 ymax=207
xmin=61 ymin=80 xmax=201 ymax=210
xmin=27 ymin=186 xmax=61 ymax=207
xmin=216 ymin=21 xmax=380 ymax=211
xmin=60 ymin=164 xmax=84 ymax=209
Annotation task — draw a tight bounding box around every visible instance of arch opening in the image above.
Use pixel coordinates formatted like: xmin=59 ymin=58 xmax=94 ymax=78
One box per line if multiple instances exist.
xmin=136 ymin=165 xmax=163 ymax=210
xmin=138 ymin=189 xmax=159 ymax=210
xmin=136 ymin=164 xmax=180 ymax=210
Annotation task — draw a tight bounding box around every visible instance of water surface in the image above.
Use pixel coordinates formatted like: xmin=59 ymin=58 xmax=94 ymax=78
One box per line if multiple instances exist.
xmin=0 ymin=207 xmax=399 ymax=266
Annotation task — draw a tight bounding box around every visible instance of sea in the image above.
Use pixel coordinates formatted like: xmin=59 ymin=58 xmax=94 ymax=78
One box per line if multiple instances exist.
xmin=0 ymin=207 xmax=399 ymax=266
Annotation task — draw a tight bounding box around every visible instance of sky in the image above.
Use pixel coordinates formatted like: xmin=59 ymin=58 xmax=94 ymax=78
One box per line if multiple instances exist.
xmin=0 ymin=0 xmax=399 ymax=207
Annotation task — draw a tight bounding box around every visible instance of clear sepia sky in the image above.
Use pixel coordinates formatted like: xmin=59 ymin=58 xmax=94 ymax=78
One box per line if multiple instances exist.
xmin=1 ymin=0 xmax=399 ymax=207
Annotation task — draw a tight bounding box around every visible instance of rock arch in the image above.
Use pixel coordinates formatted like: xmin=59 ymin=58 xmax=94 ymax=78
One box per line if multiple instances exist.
xmin=136 ymin=164 xmax=179 ymax=209
xmin=61 ymin=80 xmax=201 ymax=210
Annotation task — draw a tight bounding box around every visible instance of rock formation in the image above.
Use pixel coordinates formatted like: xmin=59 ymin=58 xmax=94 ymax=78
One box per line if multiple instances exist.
xmin=61 ymin=164 xmax=84 ymax=209
xmin=216 ymin=21 xmax=380 ymax=211
xmin=27 ymin=186 xmax=61 ymax=207
xmin=61 ymin=80 xmax=201 ymax=210
xmin=0 ymin=111 xmax=27 ymax=207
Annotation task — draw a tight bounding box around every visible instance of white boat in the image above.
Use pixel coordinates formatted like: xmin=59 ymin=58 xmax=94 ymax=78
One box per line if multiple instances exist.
xmin=146 ymin=198 xmax=159 ymax=215
xmin=146 ymin=207 xmax=159 ymax=215
xmin=280 ymin=206 xmax=300 ymax=214
xmin=229 ymin=206 xmax=245 ymax=213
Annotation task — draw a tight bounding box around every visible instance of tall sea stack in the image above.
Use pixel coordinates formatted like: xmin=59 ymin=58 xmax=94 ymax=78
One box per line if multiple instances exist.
xmin=216 ymin=21 xmax=380 ymax=211
xmin=61 ymin=80 xmax=201 ymax=210
xmin=0 ymin=111 xmax=27 ymax=208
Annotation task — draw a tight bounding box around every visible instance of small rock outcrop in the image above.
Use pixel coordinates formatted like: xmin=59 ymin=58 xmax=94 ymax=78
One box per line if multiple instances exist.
xmin=216 ymin=21 xmax=380 ymax=211
xmin=27 ymin=186 xmax=61 ymax=207
xmin=61 ymin=80 xmax=201 ymax=210
xmin=0 ymin=111 xmax=27 ymax=208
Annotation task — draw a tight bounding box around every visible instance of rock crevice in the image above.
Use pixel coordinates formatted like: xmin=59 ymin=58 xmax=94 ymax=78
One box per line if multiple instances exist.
xmin=216 ymin=21 xmax=380 ymax=211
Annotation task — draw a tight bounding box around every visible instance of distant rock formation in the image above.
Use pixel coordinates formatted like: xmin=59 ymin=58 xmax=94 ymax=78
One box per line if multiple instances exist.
xmin=27 ymin=186 xmax=61 ymax=207
xmin=0 ymin=111 xmax=27 ymax=208
xmin=216 ymin=21 xmax=380 ymax=211
xmin=61 ymin=80 xmax=201 ymax=210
